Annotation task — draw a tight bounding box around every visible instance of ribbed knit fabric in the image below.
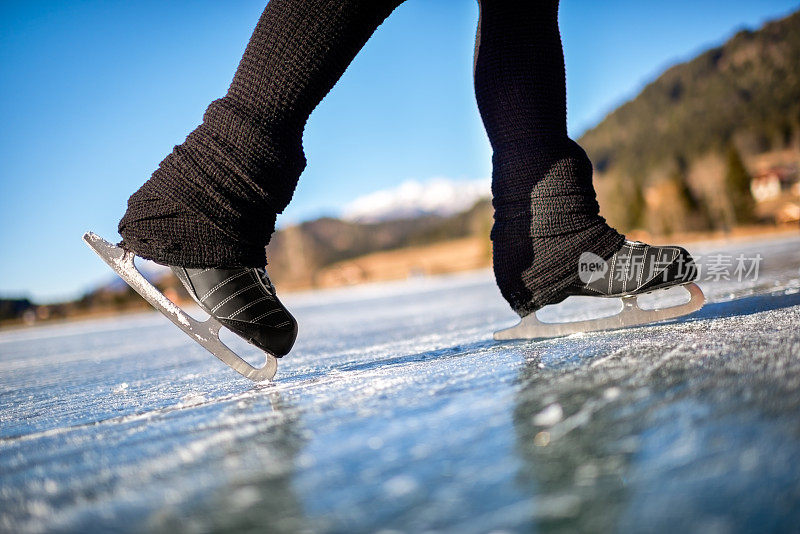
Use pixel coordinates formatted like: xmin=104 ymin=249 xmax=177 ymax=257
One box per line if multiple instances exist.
xmin=119 ymin=0 xmax=404 ymax=267
xmin=474 ymin=0 xmax=625 ymax=316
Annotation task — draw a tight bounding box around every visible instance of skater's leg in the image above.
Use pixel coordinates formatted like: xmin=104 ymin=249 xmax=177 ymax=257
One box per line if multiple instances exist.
xmin=474 ymin=0 xmax=625 ymax=316
xmin=116 ymin=0 xmax=406 ymax=361
xmin=119 ymin=0 xmax=405 ymax=268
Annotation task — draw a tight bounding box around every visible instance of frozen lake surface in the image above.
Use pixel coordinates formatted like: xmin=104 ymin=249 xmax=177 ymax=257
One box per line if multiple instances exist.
xmin=2 ymin=234 xmax=800 ymax=533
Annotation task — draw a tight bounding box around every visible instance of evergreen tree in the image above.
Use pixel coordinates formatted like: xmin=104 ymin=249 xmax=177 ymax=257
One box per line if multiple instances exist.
xmin=627 ymin=180 xmax=646 ymax=230
xmin=608 ymin=177 xmax=646 ymax=232
xmin=724 ymin=145 xmax=755 ymax=224
xmin=671 ymin=157 xmax=713 ymax=230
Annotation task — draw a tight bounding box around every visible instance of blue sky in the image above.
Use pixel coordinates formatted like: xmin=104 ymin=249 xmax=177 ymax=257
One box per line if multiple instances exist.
xmin=1 ymin=0 xmax=798 ymax=303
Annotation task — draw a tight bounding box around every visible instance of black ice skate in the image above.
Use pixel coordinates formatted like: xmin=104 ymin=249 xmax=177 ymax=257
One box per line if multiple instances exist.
xmin=170 ymin=265 xmax=297 ymax=356
xmin=82 ymin=232 xmax=294 ymax=381
xmin=494 ymin=240 xmax=705 ymax=340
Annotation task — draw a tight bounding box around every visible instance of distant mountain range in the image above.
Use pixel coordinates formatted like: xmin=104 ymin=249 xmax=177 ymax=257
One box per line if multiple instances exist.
xmin=580 ymin=9 xmax=800 ymax=232
xmin=580 ymin=9 xmax=800 ymax=176
xmin=266 ymin=198 xmax=493 ymax=289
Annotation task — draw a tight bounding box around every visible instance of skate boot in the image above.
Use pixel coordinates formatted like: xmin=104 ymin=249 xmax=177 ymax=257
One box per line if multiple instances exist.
xmin=171 ymin=266 xmax=297 ymax=357
xmin=494 ymin=240 xmax=704 ymax=340
xmin=565 ymin=240 xmax=698 ymax=299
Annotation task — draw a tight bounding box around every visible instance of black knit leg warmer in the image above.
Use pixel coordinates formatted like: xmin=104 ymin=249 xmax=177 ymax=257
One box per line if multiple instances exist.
xmin=474 ymin=0 xmax=625 ymax=317
xmin=119 ymin=0 xmax=405 ymax=268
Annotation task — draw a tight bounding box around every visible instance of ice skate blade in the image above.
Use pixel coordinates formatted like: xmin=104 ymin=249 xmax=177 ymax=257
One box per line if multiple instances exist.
xmin=82 ymin=232 xmax=277 ymax=382
xmin=494 ymin=283 xmax=705 ymax=341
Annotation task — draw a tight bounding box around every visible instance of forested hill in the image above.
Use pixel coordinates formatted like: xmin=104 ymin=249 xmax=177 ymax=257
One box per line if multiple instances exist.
xmin=579 ymin=9 xmax=800 ymax=231
xmin=580 ymin=9 xmax=799 ymax=176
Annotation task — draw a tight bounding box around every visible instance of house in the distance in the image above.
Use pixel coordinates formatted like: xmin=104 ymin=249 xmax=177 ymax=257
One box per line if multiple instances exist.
xmin=750 ymin=165 xmax=799 ymax=202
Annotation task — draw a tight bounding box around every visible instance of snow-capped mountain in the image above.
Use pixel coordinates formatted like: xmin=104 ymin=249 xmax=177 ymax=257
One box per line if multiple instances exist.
xmin=342 ymin=177 xmax=491 ymax=223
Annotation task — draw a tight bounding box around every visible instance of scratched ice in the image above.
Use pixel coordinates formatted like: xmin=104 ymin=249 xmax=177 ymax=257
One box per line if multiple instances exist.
xmin=1 ymin=234 xmax=799 ymax=533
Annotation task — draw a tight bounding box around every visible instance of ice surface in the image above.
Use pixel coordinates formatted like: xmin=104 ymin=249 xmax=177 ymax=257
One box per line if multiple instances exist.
xmin=1 ymin=235 xmax=800 ymax=532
